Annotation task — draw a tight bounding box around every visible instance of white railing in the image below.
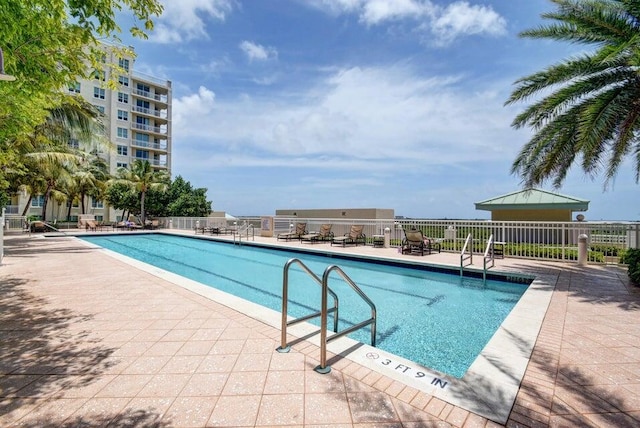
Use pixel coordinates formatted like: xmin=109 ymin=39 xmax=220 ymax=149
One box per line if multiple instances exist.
xmin=1 ymin=208 xmax=5 ymax=264
xmin=131 ymin=122 xmax=166 ymax=134
xmin=145 ymin=217 xmax=640 ymax=265
xmin=131 ymin=105 xmax=168 ymax=120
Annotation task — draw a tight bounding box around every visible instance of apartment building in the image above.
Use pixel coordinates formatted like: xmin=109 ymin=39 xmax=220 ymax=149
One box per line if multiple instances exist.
xmin=9 ymin=44 xmax=172 ymax=223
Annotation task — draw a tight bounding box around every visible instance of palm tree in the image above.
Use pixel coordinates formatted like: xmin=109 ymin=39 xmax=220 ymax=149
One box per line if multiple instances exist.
xmin=505 ymin=0 xmax=640 ymax=189
xmin=73 ymin=155 xmax=109 ymax=214
xmin=113 ymin=159 xmax=168 ymax=224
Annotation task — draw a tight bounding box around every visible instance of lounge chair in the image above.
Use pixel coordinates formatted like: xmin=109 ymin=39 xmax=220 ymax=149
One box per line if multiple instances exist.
xmin=401 ymin=228 xmax=441 ymax=256
xmin=331 ymin=225 xmax=366 ymax=247
xmin=301 ymin=224 xmax=333 ymax=244
xmin=85 ymin=220 xmax=99 ymax=232
xmin=277 ymin=222 xmax=307 ymax=241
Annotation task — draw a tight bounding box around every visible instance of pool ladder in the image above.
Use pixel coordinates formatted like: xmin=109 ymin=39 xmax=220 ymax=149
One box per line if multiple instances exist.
xmin=460 ymin=233 xmax=496 ymax=281
xmin=276 ymin=258 xmax=377 ymax=374
xmin=232 ymin=222 xmax=254 ymax=245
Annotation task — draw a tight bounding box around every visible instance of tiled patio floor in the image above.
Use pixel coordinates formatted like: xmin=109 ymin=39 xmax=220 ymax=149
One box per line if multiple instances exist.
xmin=1 ymin=231 xmax=639 ymax=427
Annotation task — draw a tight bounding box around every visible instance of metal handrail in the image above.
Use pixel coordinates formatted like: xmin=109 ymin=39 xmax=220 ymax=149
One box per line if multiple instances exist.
xmin=316 ymin=265 xmax=377 ymax=374
xmin=276 ymin=259 xmax=339 ymax=353
xmin=233 ymin=222 xmax=255 ymax=245
xmin=483 ymin=234 xmax=495 ymax=281
xmin=460 ymin=233 xmax=473 ymax=276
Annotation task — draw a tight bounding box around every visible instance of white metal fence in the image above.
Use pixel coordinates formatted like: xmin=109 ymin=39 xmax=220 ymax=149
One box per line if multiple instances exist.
xmin=227 ymin=217 xmax=639 ymax=264
xmin=3 ymin=214 xmax=638 ymax=265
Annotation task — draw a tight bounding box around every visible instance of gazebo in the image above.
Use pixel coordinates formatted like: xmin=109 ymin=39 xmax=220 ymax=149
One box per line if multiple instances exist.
xmin=475 ymin=188 xmax=589 ymax=221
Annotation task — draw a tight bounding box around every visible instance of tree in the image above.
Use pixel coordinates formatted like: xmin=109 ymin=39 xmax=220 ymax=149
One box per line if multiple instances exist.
xmin=112 ymin=160 xmax=169 ymax=224
xmin=505 ymin=0 xmax=640 ymax=189
xmin=73 ymin=155 xmax=109 ymax=214
xmin=0 ymin=0 xmax=163 ymax=201
xmin=145 ymin=175 xmax=212 ymax=217
xmin=104 ymin=181 xmax=139 ymax=221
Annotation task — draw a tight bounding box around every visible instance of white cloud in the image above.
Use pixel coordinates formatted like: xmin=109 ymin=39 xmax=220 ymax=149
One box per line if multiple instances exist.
xmin=239 ymin=41 xmax=278 ymax=62
xmin=151 ymin=0 xmax=234 ymax=43
xmin=431 ymin=2 xmax=507 ymax=46
xmin=171 ymin=65 xmax=525 ymax=172
xmin=306 ymin=0 xmax=506 ymax=45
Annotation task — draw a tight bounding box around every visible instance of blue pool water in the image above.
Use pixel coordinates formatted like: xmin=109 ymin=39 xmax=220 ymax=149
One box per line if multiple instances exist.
xmin=81 ymin=234 xmax=529 ymax=378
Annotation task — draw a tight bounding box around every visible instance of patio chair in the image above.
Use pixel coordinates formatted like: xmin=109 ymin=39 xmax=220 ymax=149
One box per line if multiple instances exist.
xmin=301 ymin=224 xmax=334 ymax=244
xmin=277 ymin=222 xmax=307 ymax=241
xmin=85 ymin=220 xmax=99 ymax=232
xmin=331 ymin=224 xmax=366 ymax=247
xmin=401 ymin=228 xmax=440 ymax=256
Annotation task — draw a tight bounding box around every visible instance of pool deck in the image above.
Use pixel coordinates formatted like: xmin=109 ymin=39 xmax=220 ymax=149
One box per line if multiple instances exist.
xmin=1 ymin=229 xmax=639 ymax=427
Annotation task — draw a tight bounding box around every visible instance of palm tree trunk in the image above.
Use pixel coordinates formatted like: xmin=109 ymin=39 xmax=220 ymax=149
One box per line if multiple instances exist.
xmin=21 ymin=195 xmax=33 ymax=216
xmin=41 ymin=187 xmax=52 ymax=222
xmin=140 ymin=191 xmax=146 ymax=224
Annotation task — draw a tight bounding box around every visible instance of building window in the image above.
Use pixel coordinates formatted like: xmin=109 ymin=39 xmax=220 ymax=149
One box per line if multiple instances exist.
xmin=118 ymin=58 xmax=130 ymax=71
xmin=117 ymin=127 xmax=128 ymax=139
xmin=95 ymin=215 xmax=104 ymax=222
xmin=91 ymin=198 xmax=104 ymax=209
xmin=117 ymin=109 xmax=128 ymax=121
xmin=118 ymin=75 xmax=129 ymax=87
xmin=93 ymin=87 xmax=105 ymax=99
xmin=136 ymin=149 xmax=149 ymax=159
xmin=117 ymin=145 xmax=128 ymax=156
xmin=117 ymin=92 xmax=129 ymax=104
xmin=116 ymin=162 xmax=128 ymax=169
xmin=93 ymin=70 xmax=105 ymax=81
xmin=135 ymin=134 xmax=149 ymax=145
xmin=69 ymin=215 xmax=78 ymax=222
xmin=68 ymin=82 xmax=81 ymax=93
xmin=31 ymin=195 xmax=46 ymax=207
xmin=93 ymin=104 xmax=105 ymax=114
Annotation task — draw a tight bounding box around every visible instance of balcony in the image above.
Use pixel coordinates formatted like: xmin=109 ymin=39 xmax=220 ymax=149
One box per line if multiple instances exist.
xmin=132 ymin=157 xmax=167 ymax=168
xmin=131 ymin=122 xmax=166 ymax=135
xmin=133 ymin=88 xmax=168 ymax=105
xmin=131 ymin=105 xmax=168 ymax=121
xmin=131 ymin=139 xmax=168 ymax=152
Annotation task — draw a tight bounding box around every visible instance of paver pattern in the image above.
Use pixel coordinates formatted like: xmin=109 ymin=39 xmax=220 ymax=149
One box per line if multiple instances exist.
xmin=0 ymin=231 xmax=639 ymax=427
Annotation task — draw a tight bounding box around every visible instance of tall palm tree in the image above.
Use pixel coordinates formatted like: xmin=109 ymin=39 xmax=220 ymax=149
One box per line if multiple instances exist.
xmin=9 ymin=96 xmax=104 ymax=219
xmin=113 ymin=159 xmax=168 ymax=224
xmin=505 ymin=0 xmax=640 ymax=189
xmin=73 ymin=155 xmax=109 ymax=214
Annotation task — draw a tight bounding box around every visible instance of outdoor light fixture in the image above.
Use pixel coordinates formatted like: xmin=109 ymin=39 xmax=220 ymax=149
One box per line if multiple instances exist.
xmin=0 ymin=47 xmax=16 ymax=81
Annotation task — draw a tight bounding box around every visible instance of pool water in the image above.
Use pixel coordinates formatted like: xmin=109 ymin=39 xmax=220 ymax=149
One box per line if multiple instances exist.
xmin=81 ymin=234 xmax=529 ymax=378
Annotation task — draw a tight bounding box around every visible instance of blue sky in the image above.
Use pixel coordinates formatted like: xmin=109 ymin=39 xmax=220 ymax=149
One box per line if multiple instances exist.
xmin=120 ymin=0 xmax=638 ymax=220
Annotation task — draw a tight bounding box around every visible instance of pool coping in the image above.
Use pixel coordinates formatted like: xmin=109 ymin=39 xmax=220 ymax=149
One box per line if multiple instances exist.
xmin=76 ymin=233 xmax=555 ymax=424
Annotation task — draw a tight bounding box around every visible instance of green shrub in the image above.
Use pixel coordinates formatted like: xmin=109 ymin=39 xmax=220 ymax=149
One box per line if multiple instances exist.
xmin=624 ymin=249 xmax=640 ymax=286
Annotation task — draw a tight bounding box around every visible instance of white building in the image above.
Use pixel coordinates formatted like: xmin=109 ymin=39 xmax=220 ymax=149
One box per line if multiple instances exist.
xmin=8 ymin=44 xmax=172 ymax=223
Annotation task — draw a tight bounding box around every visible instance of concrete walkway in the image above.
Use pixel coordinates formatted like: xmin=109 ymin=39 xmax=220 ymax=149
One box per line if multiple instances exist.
xmin=0 ymin=231 xmax=639 ymax=427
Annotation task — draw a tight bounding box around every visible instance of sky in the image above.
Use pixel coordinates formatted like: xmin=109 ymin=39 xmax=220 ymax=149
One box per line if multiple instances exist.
xmin=118 ymin=0 xmax=639 ymax=221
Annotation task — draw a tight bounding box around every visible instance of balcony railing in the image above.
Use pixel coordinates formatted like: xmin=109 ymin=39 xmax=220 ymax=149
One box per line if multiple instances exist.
xmin=131 ymin=105 xmax=168 ymax=120
xmin=132 ymin=157 xmax=167 ymax=167
xmin=131 ymin=122 xmax=166 ymax=134
xmin=130 ymin=139 xmax=168 ymax=151
xmin=133 ymin=88 xmax=168 ymax=104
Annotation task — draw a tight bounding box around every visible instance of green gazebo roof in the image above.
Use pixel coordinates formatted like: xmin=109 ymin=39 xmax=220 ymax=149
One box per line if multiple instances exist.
xmin=475 ymin=188 xmax=589 ymax=212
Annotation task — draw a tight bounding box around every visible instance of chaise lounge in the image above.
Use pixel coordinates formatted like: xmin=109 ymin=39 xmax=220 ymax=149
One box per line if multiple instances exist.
xmin=301 ymin=224 xmax=333 ymax=244
xmin=277 ymin=222 xmax=307 ymax=241
xmin=402 ymin=228 xmax=441 ymax=256
xmin=331 ymin=224 xmax=366 ymax=247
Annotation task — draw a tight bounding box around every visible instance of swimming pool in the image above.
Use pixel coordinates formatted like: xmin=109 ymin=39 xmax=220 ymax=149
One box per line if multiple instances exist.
xmin=81 ymin=233 xmax=529 ymax=378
